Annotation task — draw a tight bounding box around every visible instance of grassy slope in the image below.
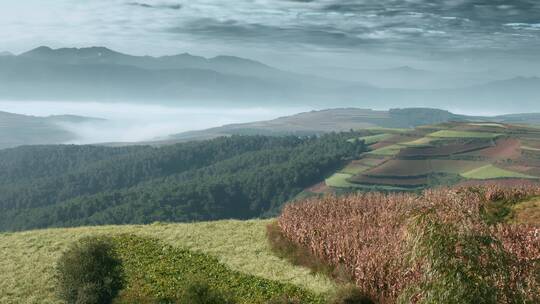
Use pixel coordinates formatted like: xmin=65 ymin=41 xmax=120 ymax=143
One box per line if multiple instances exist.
xmin=0 ymin=220 xmax=335 ymax=304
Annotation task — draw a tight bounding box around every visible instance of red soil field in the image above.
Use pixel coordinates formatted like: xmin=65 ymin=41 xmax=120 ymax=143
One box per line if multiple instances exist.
xmin=397 ymin=141 xmax=492 ymax=158
xmin=305 ymin=181 xmax=330 ymax=194
xmin=363 ymin=159 xmax=485 ymax=177
xmin=478 ymin=138 xmax=521 ymax=159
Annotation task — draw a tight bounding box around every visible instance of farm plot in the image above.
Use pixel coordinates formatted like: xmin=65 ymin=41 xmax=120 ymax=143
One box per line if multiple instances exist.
xmin=325 ymin=173 xmax=359 ymax=188
xmin=400 ymin=137 xmax=434 ymax=147
xmin=348 ymin=175 xmax=428 ymax=188
xmin=461 ymin=164 xmax=538 ymax=180
xmin=468 ymin=123 xmax=507 ymax=128
xmin=429 ymin=130 xmax=501 ymax=139
xmin=369 ymin=134 xmax=420 ymax=150
xmin=475 ymin=138 xmax=521 ymax=159
xmin=356 ymin=157 xmax=387 ymax=167
xmin=363 ymin=159 xmax=487 ymax=177
xmin=397 ymin=141 xmax=492 ymax=158
xmin=368 ymin=144 xmax=403 ymax=156
xmin=340 ymin=162 xmax=371 ymax=175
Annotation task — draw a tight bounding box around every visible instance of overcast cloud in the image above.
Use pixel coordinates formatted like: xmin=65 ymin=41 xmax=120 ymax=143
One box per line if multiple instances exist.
xmin=0 ymin=1 xmax=539 ymax=72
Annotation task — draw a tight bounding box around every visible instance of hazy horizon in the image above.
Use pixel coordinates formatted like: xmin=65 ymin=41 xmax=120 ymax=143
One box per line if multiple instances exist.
xmin=1 ymin=100 xmax=536 ymax=145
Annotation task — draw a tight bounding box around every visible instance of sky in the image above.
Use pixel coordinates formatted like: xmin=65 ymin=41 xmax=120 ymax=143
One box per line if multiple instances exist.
xmin=1 ymin=0 xmax=540 ymax=72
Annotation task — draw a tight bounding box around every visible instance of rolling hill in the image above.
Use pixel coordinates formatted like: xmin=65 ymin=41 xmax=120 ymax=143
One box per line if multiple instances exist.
xmin=0 ymin=111 xmax=102 ymax=149
xmin=168 ymin=108 xmax=540 ymax=143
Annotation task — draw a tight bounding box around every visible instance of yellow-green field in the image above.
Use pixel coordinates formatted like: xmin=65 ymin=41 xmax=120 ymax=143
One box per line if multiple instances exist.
xmin=428 ymin=130 xmax=501 ymax=138
xmin=325 ymin=173 xmax=359 ymax=188
xmin=0 ymin=220 xmax=335 ymax=304
xmin=461 ymin=164 xmax=537 ymax=180
xmin=367 ymin=144 xmax=403 ymax=156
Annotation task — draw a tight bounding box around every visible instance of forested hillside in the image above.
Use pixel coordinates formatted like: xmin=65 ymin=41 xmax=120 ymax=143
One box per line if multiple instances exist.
xmin=0 ymin=134 xmax=365 ymax=231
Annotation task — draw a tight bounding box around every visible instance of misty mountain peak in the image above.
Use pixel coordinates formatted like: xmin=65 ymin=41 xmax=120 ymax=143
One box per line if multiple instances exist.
xmin=210 ymin=55 xmax=268 ymax=68
xmin=22 ymin=46 xmax=53 ymax=55
xmin=388 ymin=66 xmax=428 ymax=74
xmin=0 ymin=51 xmax=14 ymax=57
xmin=21 ymin=46 xmax=125 ymax=59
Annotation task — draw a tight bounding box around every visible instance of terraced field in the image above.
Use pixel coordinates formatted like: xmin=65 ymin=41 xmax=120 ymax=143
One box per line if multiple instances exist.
xmin=322 ymin=122 xmax=540 ymax=191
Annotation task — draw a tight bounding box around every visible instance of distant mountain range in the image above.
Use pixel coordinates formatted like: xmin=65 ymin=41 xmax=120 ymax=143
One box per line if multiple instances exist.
xmin=0 ymin=46 xmax=538 ymax=111
xmin=0 ymin=111 xmax=101 ymax=149
xmin=0 ymin=46 xmax=345 ymax=105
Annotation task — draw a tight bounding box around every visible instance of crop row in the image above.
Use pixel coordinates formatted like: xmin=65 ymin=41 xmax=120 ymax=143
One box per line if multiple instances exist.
xmin=278 ymin=186 xmax=540 ymax=303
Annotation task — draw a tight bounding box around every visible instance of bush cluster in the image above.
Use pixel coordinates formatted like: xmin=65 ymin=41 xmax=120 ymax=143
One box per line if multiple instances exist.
xmin=55 ymin=236 xmax=123 ymax=304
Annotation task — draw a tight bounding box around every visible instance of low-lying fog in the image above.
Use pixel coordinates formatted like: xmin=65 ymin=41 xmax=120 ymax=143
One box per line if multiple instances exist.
xmin=0 ymin=101 xmax=310 ymax=144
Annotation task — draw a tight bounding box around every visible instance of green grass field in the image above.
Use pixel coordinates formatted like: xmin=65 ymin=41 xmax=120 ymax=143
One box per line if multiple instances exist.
xmin=461 ymin=165 xmax=537 ymax=180
xmin=400 ymin=137 xmax=434 ymax=147
xmin=367 ymin=144 xmax=403 ymax=156
xmin=0 ymin=220 xmax=335 ymax=304
xmin=468 ymin=123 xmax=507 ymax=128
xmin=325 ymin=173 xmax=359 ymax=188
xmin=428 ymin=130 xmax=501 ymax=139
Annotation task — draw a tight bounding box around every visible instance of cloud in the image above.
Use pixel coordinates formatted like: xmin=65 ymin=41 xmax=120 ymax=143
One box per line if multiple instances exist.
xmin=1 ymin=0 xmax=540 ymax=73
xmin=0 ymin=100 xmax=308 ymax=143
xmin=127 ymin=2 xmax=182 ymax=10
xmin=170 ymin=18 xmax=371 ymax=48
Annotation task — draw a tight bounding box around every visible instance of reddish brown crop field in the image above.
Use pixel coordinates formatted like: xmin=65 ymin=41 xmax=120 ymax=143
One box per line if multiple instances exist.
xmin=363 ymin=159 xmax=486 ymax=177
xmin=278 ymin=186 xmax=540 ymax=303
xmin=397 ymin=140 xmax=492 ymax=158
xmin=477 ymin=138 xmax=521 ymax=159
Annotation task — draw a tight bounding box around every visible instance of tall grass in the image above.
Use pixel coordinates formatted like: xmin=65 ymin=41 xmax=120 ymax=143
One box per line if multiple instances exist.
xmin=278 ymin=186 xmax=540 ymax=303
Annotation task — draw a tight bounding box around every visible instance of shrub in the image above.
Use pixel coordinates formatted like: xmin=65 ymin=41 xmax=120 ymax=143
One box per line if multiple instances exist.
xmin=55 ymin=236 xmax=123 ymax=304
xmin=399 ymin=209 xmax=522 ymax=304
xmin=329 ymin=285 xmax=374 ymax=304
xmin=266 ymin=221 xmax=352 ymax=282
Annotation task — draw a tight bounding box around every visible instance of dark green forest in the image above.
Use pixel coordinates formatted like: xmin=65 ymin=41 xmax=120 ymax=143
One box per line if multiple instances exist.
xmin=0 ymin=133 xmax=365 ymax=231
